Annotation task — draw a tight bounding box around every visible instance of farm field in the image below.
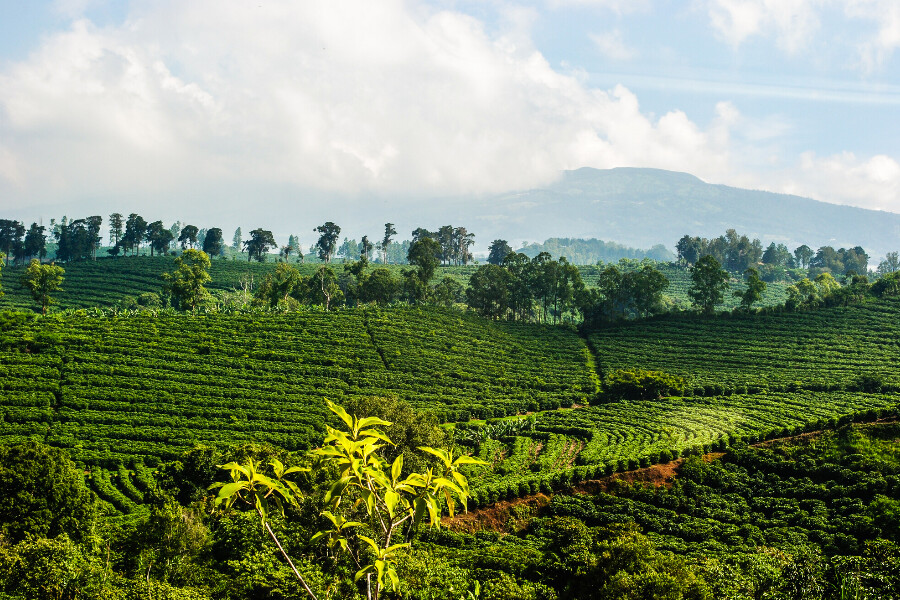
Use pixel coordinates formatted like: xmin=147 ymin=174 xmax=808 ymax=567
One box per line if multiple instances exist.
xmin=0 ymin=307 xmax=594 ymax=471
xmin=2 ymin=299 xmax=899 ymax=511
xmin=0 ymin=255 xmax=789 ymax=312
xmin=588 ymin=296 xmax=900 ymax=395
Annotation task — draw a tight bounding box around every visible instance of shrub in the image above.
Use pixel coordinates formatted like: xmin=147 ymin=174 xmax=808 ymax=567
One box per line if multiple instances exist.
xmin=602 ymin=368 xmax=687 ymax=400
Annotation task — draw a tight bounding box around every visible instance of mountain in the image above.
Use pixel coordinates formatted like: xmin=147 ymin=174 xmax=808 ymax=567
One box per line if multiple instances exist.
xmin=467 ymin=167 xmax=900 ymax=260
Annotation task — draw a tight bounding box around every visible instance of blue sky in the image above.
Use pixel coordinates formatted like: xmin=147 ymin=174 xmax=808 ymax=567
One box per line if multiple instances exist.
xmin=1 ymin=0 xmax=899 ymax=244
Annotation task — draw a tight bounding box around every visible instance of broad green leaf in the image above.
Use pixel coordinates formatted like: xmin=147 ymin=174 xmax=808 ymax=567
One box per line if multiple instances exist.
xmin=214 ymin=481 xmax=246 ymax=502
xmin=384 ymin=490 xmax=399 ymax=518
xmin=326 ymin=399 xmax=355 ymax=429
xmin=418 ymin=446 xmax=452 ymax=467
xmin=357 ymin=415 xmax=393 ymax=430
xmin=391 ymin=455 xmax=403 ymax=482
xmin=358 ymin=535 xmax=380 ymax=554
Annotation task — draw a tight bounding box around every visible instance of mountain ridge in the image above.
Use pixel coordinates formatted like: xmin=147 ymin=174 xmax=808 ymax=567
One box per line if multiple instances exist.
xmin=468 ymin=167 xmax=900 ymax=260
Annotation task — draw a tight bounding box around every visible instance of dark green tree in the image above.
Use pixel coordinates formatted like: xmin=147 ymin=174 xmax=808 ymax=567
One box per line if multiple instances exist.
xmin=794 ymin=244 xmax=813 ymax=269
xmin=361 ymin=267 xmax=400 ymax=306
xmin=0 ymin=219 xmax=21 ymax=266
xmin=487 ymin=239 xmax=513 ymax=265
xmin=243 ymin=228 xmax=277 ymax=262
xmin=23 ymin=223 xmax=47 ymax=262
xmin=202 ymin=227 xmax=224 ymax=256
xmin=466 ymin=264 xmax=511 ymax=319
xmin=735 ymin=267 xmax=767 ymax=311
xmin=407 ymin=236 xmax=441 ymax=290
xmin=146 ymin=220 xmax=174 ymax=256
xmin=675 ymin=235 xmax=702 ymax=266
xmin=123 ymin=213 xmax=147 ymax=256
xmin=360 ymin=235 xmax=374 ymax=263
xmin=688 ymin=255 xmax=729 ymax=314
xmin=178 ymin=224 xmax=199 ymax=249
xmin=108 ymin=212 xmax=124 ymax=248
xmin=0 ymin=441 xmax=97 ymax=544
xmin=314 ymin=222 xmax=341 ymax=263
xmin=380 ymin=223 xmax=397 ymax=264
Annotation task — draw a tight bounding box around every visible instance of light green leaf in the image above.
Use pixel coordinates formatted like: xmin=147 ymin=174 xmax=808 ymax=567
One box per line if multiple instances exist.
xmin=391 ymin=455 xmax=403 ymax=482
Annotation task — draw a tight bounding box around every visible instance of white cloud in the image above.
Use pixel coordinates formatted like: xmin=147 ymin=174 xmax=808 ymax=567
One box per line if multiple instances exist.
xmin=0 ymin=0 xmax=898 ymax=221
xmin=590 ymin=29 xmax=637 ymax=60
xmin=703 ymin=0 xmax=900 ymax=70
xmin=0 ymin=0 xmax=745 ymax=213
xmin=704 ymin=0 xmax=821 ymax=53
xmin=785 ymin=151 xmax=900 ymax=210
xmin=545 ymin=0 xmax=651 ymax=12
xmin=844 ymin=0 xmax=900 ymax=71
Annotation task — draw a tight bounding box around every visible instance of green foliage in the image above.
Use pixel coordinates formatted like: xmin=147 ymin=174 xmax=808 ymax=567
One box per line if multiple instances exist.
xmin=212 ymin=400 xmax=484 ymax=600
xmin=21 ymin=259 xmax=64 ymax=315
xmin=734 ymin=267 xmax=766 ymax=311
xmin=602 ymin=369 xmax=686 ymax=400
xmin=0 ymin=441 xmax=97 ymax=544
xmin=162 ymin=249 xmax=212 ymax=311
xmin=688 ymin=255 xmax=729 ymax=314
xmin=0 ymin=534 xmax=96 ymax=600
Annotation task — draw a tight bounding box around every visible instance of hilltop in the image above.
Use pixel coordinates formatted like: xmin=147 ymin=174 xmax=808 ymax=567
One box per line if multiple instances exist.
xmin=468 ymin=167 xmax=900 ymax=259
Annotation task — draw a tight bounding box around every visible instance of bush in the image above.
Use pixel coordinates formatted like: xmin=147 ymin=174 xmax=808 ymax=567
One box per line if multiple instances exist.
xmin=602 ymin=368 xmax=686 ymax=400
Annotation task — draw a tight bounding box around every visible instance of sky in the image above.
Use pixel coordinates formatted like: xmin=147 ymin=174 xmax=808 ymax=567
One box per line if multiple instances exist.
xmin=1 ymin=0 xmax=899 ymax=248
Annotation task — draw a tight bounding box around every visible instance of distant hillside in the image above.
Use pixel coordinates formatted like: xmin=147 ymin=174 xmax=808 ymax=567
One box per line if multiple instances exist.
xmin=469 ymin=168 xmax=900 ymax=260
xmin=517 ymin=237 xmax=674 ymax=264
xmin=0 ymin=255 xmax=790 ymax=312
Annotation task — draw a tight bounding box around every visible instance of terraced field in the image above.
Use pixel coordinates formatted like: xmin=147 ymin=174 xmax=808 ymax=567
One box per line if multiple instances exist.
xmin=0 ymin=308 xmax=594 ymax=469
xmin=0 ymin=256 xmax=789 ymax=312
xmin=2 ymin=298 xmax=899 ymax=510
xmin=588 ymin=297 xmax=900 ymax=395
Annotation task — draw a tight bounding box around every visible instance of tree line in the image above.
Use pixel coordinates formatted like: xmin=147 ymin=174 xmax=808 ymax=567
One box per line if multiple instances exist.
xmin=675 ymin=228 xmax=875 ymax=279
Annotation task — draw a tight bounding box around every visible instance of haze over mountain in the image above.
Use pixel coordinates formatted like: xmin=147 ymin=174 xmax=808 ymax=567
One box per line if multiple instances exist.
xmin=466 ymin=168 xmax=900 ymax=261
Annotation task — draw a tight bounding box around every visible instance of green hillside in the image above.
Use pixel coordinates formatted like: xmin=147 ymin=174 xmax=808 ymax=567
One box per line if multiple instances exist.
xmin=2 ymin=300 xmax=899 ymax=509
xmin=587 ymin=297 xmax=900 ymax=395
xmin=0 ymin=308 xmax=593 ymax=469
xmin=0 ymin=255 xmax=790 ymax=313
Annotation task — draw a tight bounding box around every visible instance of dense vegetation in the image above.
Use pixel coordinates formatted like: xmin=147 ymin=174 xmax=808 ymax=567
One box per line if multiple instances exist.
xmin=2 ymin=214 xmax=900 ymax=598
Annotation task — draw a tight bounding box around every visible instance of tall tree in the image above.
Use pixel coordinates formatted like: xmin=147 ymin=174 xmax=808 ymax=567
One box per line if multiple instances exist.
xmin=314 ymin=222 xmax=341 ymax=263
xmin=453 ymin=226 xmax=475 ymax=265
xmin=108 ymin=212 xmax=124 ymax=248
xmin=794 ymin=245 xmax=813 ymax=270
xmin=380 ymin=223 xmax=397 ymax=264
xmin=310 ymin=265 xmax=342 ymax=310
xmin=735 ymin=267 xmax=767 ymax=311
xmin=0 ymin=220 xmax=21 ymax=266
xmin=877 ymin=251 xmax=900 ymax=275
xmin=123 ymin=213 xmax=147 ymax=256
xmin=202 ymin=228 xmax=224 ymax=257
xmin=178 ymin=225 xmax=199 ymax=250
xmin=85 ymin=216 xmax=102 ymax=260
xmin=162 ymin=249 xmax=212 ymax=311
xmin=232 ymin=227 xmax=242 ymax=251
xmin=360 ymin=235 xmax=374 ymax=262
xmin=487 ymin=240 xmax=513 ymax=265
xmin=465 ymin=264 xmax=511 ymax=319
xmin=407 ymin=237 xmax=441 ymax=286
xmin=688 ymin=255 xmax=729 ymax=315
xmin=147 ymin=221 xmax=174 ymax=256
xmin=243 ymin=228 xmax=277 ymax=262
xmin=10 ymin=221 xmax=26 ymax=265
xmin=22 ymin=259 xmax=64 ymax=315
xmin=675 ymin=235 xmax=702 ymax=266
